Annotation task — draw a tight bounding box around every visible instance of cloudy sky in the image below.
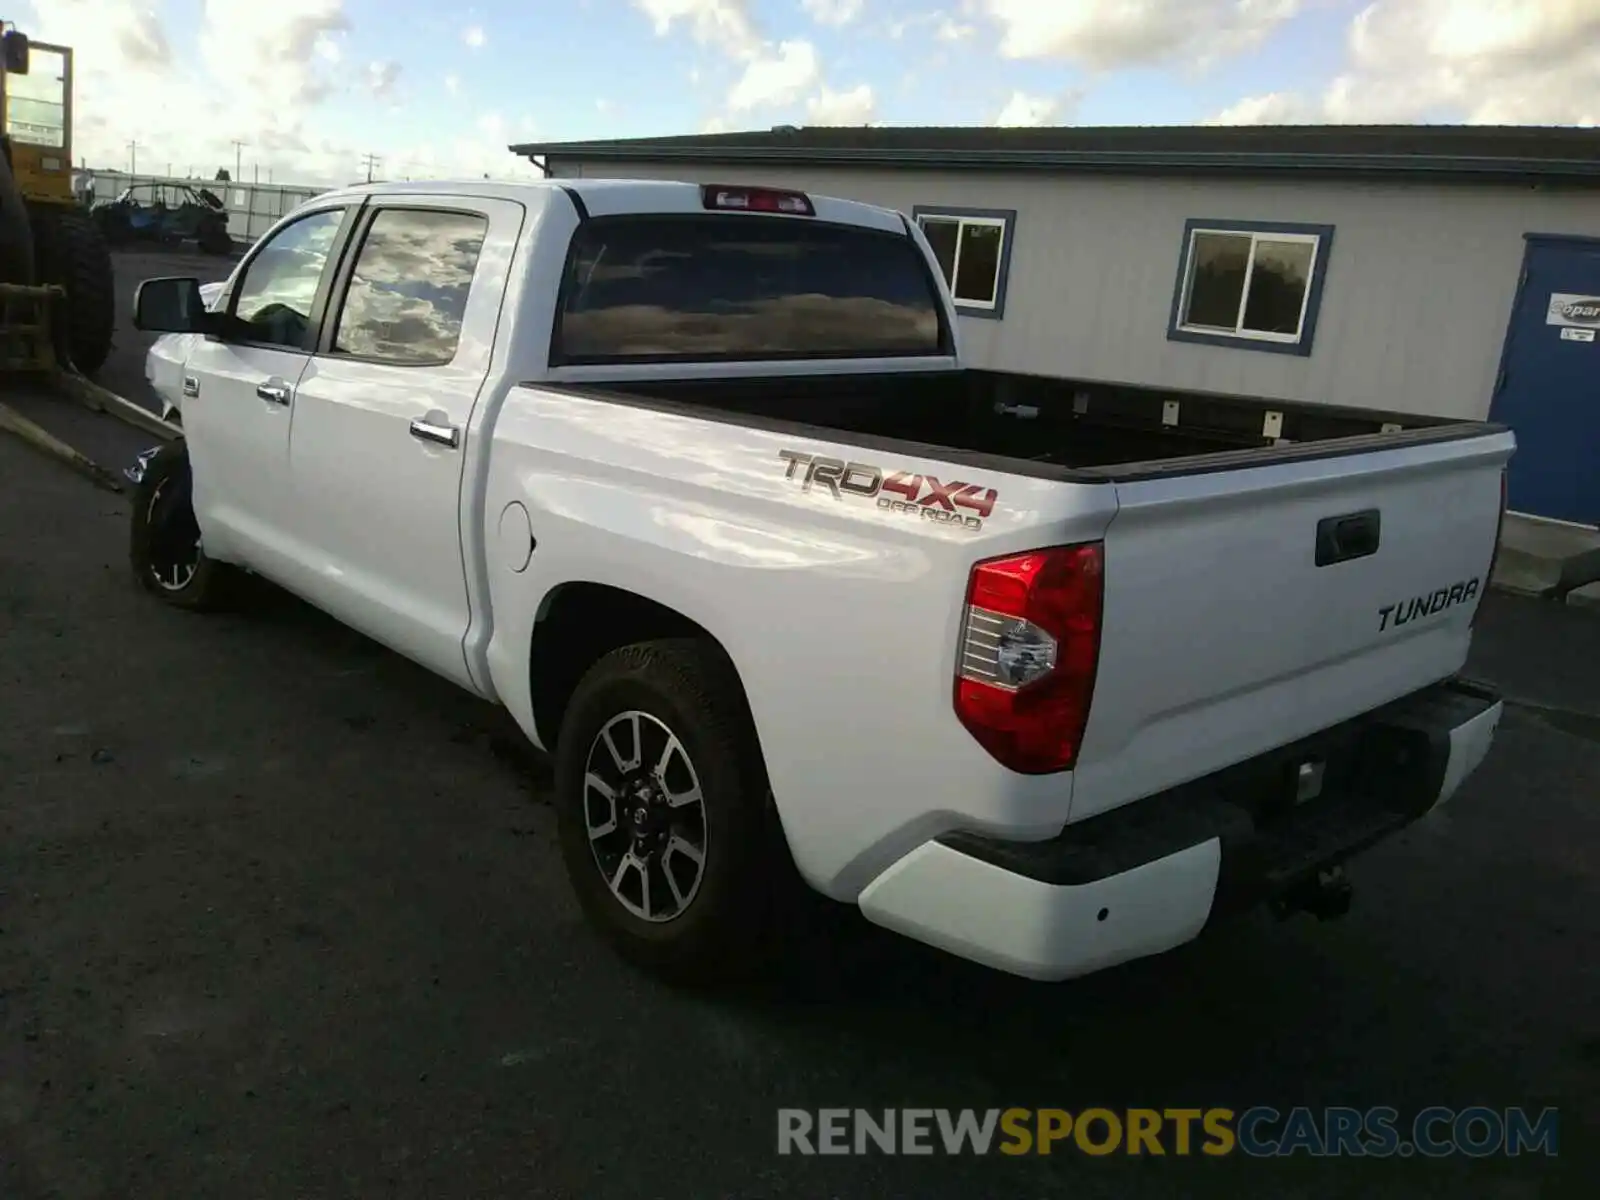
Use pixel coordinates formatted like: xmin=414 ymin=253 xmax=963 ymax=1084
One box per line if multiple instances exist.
xmin=20 ymin=0 xmax=1600 ymax=188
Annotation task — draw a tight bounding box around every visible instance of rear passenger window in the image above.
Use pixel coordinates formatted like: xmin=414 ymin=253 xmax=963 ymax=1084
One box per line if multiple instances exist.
xmin=552 ymin=214 xmax=947 ymax=364
xmin=331 ymin=208 xmax=489 ymax=365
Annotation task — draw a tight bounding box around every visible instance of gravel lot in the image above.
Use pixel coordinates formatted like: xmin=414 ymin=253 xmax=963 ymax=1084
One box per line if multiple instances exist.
xmin=0 ymin=251 xmax=1596 ymax=1198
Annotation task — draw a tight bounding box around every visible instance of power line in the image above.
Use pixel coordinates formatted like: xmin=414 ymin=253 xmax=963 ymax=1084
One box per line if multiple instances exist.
xmin=360 ymin=152 xmax=382 ymax=183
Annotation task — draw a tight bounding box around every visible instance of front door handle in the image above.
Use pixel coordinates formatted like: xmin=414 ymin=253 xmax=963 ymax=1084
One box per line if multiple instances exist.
xmin=182 ymin=375 xmax=200 ymax=398
xmin=409 ymin=416 xmax=460 ymax=449
xmin=256 ymin=380 xmax=291 ymax=406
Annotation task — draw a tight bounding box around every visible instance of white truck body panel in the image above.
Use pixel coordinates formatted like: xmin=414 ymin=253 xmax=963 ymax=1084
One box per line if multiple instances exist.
xmin=141 ymin=177 xmax=1511 ymax=981
xmin=1074 ymin=431 xmax=1509 ymax=821
xmin=480 ymin=386 xmax=1123 ymax=895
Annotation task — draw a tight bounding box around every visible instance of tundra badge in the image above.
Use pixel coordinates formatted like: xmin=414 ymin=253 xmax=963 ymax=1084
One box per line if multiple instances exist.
xmin=1378 ymin=577 xmax=1481 ymax=631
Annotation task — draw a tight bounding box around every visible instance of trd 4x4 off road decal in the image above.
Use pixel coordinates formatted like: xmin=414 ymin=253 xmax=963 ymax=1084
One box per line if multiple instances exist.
xmin=777 ymin=450 xmax=998 ymax=531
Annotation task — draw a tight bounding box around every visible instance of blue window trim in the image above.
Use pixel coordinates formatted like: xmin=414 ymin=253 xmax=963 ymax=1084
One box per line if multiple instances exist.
xmin=911 ymin=204 xmax=1017 ymax=321
xmin=1166 ymin=217 xmax=1336 ymax=357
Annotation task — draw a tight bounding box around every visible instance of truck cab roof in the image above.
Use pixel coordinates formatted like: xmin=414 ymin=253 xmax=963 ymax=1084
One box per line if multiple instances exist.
xmin=310 ymin=177 xmax=912 ymax=233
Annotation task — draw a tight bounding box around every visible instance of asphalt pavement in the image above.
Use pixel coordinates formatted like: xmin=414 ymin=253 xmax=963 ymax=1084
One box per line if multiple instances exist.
xmin=101 ymin=248 xmax=237 ymax=414
xmin=0 ymin=251 xmax=1596 ymax=1197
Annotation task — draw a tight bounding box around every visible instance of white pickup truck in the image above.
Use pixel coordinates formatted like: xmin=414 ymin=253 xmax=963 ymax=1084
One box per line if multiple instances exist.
xmin=131 ymin=178 xmax=1510 ymax=984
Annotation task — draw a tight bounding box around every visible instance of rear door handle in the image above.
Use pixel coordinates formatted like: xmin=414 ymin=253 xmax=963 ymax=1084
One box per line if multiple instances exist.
xmin=255 ymin=380 xmax=290 ymax=406
xmin=1315 ymin=509 xmax=1381 ymax=566
xmin=182 ymin=375 xmax=199 ymax=398
xmin=409 ymin=415 xmax=460 ymax=449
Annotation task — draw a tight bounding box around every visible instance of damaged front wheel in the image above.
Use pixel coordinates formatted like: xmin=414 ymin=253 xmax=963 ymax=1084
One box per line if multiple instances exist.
xmin=128 ymin=441 xmax=238 ymax=611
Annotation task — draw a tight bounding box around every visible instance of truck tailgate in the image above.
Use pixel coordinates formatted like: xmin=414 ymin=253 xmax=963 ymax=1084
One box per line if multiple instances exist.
xmin=1069 ymin=428 xmax=1514 ymax=822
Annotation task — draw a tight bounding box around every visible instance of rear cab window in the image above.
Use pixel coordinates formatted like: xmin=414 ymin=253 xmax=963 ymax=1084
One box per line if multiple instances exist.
xmin=550 ymin=214 xmax=951 ymax=365
xmin=331 ymin=208 xmax=490 ymax=366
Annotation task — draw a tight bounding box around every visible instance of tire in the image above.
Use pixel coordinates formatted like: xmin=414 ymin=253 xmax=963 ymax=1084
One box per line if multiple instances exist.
xmin=128 ymin=442 xmax=237 ymax=611
xmin=30 ymin=203 xmax=115 ymax=376
xmin=198 ymin=219 xmax=233 ymax=256
xmin=0 ymin=140 xmax=35 ymax=286
xmin=554 ymin=639 xmax=775 ymax=983
xmin=95 ymin=207 xmax=132 ymax=247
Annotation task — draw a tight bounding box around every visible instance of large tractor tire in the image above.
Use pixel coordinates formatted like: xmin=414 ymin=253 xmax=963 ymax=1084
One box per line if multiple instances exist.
xmin=0 ymin=142 xmax=35 ymax=286
xmin=30 ymin=203 xmax=116 ymax=376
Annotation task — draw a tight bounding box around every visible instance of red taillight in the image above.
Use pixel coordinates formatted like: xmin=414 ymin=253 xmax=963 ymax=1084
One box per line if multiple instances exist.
xmin=954 ymin=543 xmax=1104 ymax=774
xmin=701 ymin=184 xmax=815 ymax=216
xmin=1473 ymin=469 xmax=1508 ymax=627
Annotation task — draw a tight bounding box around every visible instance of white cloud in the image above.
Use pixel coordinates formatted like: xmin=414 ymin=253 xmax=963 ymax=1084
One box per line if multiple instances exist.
xmin=43 ymin=0 xmax=539 ymax=187
xmin=43 ymin=0 xmax=355 ymax=178
xmin=1206 ymin=91 xmax=1317 ymax=125
xmin=1208 ymin=0 xmax=1600 ymax=126
xmin=936 ymin=17 xmax=975 ymax=42
xmin=366 ymin=60 xmax=401 ymax=100
xmin=993 ymin=91 xmax=1059 ymax=127
xmin=462 ymin=24 xmax=486 ymax=48
xmin=801 ymin=0 xmax=864 ymax=27
xmin=639 ymin=0 xmax=866 ymax=128
xmin=444 ymin=73 xmax=461 ymax=96
xmin=984 ymin=0 xmax=1301 ymax=69
xmin=387 ymin=113 xmax=544 ymax=182
xmin=634 ymin=0 xmax=762 ymax=60
xmin=806 ymin=83 xmax=876 ymax=124
xmin=1325 ymin=0 xmax=1600 ymax=125
xmin=727 ymin=40 xmax=820 ymax=110
xmin=197 ymin=0 xmax=352 ymax=111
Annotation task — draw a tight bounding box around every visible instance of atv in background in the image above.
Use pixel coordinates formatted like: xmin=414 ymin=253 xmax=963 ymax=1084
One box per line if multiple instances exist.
xmin=91 ymin=182 xmax=234 ymax=256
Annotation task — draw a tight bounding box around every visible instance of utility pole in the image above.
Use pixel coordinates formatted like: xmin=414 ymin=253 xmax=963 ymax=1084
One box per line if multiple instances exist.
xmin=127 ymin=140 xmax=140 ymax=175
xmin=360 ymin=152 xmax=381 ymax=183
xmin=231 ymin=140 xmax=246 ymax=180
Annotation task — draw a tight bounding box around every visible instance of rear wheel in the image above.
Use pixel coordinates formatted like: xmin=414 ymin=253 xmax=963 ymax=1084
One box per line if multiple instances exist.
xmin=129 ymin=442 xmax=237 ymax=611
xmin=30 ymin=203 xmax=116 ymax=376
xmin=554 ymin=639 xmax=775 ymax=983
xmin=197 ymin=218 xmax=233 ymax=256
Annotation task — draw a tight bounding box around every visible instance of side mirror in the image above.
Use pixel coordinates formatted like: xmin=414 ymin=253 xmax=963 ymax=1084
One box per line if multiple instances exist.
xmin=2 ymin=31 xmax=30 ymax=74
xmin=133 ymin=276 xmax=210 ymax=334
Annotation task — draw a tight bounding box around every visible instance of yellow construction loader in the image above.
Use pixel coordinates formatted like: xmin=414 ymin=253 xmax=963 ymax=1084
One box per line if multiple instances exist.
xmin=0 ymin=23 xmax=114 ymax=376
xmin=0 ymin=23 xmax=171 ymax=493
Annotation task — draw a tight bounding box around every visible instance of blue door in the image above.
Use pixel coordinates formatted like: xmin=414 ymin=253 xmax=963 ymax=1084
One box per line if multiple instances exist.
xmin=1489 ymin=237 xmax=1600 ymax=525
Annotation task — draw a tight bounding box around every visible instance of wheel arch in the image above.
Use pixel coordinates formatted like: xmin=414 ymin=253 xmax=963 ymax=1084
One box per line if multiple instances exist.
xmin=527 ymin=581 xmax=765 ymax=765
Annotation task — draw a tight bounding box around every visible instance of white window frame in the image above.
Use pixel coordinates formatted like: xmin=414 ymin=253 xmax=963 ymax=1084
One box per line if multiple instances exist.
xmin=917 ymin=212 xmax=1008 ymax=313
xmin=1177 ymin=227 xmax=1322 ymax=345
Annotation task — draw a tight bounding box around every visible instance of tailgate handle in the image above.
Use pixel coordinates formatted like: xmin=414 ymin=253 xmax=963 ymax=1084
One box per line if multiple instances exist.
xmin=1316 ymin=509 xmax=1381 ymax=567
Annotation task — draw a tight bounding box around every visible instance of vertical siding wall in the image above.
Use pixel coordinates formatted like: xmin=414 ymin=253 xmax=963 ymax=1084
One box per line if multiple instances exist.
xmin=551 ymin=158 xmax=1600 ymax=421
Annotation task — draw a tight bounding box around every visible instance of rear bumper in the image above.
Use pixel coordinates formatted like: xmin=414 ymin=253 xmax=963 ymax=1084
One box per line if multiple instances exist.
xmin=856 ymin=677 xmax=1503 ymax=982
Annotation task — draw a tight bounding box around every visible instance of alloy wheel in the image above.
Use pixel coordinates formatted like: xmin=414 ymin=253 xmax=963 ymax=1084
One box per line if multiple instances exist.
xmin=582 ymin=709 xmax=709 ymax=923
